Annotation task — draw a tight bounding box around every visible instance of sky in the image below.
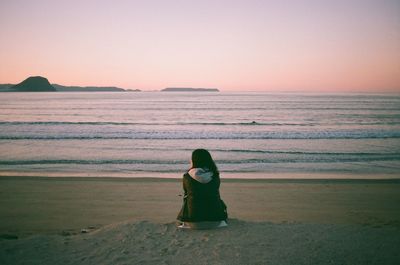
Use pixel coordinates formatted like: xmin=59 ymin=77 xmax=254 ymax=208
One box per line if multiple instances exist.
xmin=0 ymin=0 xmax=399 ymax=92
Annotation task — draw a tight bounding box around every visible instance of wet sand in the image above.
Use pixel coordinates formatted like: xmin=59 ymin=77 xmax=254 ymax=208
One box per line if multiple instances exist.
xmin=1 ymin=176 xmax=400 ymax=264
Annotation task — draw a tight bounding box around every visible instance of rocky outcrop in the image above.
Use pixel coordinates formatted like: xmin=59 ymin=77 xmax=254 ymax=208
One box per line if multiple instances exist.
xmin=11 ymin=76 xmax=56 ymax=92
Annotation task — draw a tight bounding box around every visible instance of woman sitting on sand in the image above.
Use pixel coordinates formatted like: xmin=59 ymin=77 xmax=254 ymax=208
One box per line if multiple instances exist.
xmin=177 ymin=149 xmax=228 ymax=229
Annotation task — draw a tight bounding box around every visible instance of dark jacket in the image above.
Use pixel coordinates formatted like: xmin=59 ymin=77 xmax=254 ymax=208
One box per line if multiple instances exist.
xmin=177 ymin=172 xmax=228 ymax=222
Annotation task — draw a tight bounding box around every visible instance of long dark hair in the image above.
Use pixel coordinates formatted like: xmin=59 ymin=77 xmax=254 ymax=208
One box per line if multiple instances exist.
xmin=190 ymin=149 xmax=219 ymax=176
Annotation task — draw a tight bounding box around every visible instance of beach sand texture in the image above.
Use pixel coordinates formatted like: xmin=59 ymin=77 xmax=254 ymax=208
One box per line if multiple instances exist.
xmin=1 ymin=177 xmax=400 ymax=264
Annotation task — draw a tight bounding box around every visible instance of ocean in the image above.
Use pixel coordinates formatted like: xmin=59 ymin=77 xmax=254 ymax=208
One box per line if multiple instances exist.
xmin=0 ymin=92 xmax=399 ymax=178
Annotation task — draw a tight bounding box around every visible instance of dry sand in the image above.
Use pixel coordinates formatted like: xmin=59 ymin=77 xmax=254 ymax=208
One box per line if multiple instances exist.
xmin=1 ymin=176 xmax=400 ymax=264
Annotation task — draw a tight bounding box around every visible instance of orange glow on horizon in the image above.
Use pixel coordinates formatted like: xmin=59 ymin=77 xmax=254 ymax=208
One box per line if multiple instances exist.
xmin=0 ymin=0 xmax=399 ymax=93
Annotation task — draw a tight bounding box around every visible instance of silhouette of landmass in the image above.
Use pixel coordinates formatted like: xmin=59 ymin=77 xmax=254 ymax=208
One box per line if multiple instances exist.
xmin=0 ymin=84 xmax=13 ymax=90
xmin=0 ymin=76 xmax=141 ymax=92
xmin=52 ymin=84 xmax=140 ymax=92
xmin=162 ymin=87 xmax=219 ymax=92
xmin=10 ymin=76 xmax=56 ymax=92
xmin=0 ymin=76 xmax=219 ymax=92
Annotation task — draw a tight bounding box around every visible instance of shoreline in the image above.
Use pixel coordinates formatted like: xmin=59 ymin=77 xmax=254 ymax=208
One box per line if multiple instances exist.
xmin=1 ymin=175 xmax=400 ymax=237
xmin=1 ymin=171 xmax=399 ymax=180
xmin=1 ymin=174 xmax=400 ymax=264
xmin=1 ymin=175 xmax=400 ymax=183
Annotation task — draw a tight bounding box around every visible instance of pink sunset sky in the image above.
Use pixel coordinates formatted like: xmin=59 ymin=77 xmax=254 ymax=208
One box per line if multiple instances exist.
xmin=0 ymin=0 xmax=399 ymax=92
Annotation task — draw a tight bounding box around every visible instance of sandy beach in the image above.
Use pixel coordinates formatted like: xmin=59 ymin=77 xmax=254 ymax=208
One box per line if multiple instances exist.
xmin=0 ymin=176 xmax=400 ymax=264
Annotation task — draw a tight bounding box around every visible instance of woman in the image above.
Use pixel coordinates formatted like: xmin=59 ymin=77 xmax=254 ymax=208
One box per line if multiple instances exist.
xmin=177 ymin=149 xmax=228 ymax=229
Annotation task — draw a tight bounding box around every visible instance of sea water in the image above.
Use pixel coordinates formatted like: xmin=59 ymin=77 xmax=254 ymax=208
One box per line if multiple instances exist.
xmin=0 ymin=92 xmax=399 ymax=178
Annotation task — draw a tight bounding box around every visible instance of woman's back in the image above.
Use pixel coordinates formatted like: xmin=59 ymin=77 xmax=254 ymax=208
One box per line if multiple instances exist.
xmin=177 ymin=149 xmax=228 ymax=227
xmin=177 ymin=171 xmax=227 ymax=222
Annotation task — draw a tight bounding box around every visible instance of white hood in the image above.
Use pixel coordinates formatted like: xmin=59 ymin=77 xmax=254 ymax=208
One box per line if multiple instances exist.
xmin=188 ymin=168 xmax=213 ymax=183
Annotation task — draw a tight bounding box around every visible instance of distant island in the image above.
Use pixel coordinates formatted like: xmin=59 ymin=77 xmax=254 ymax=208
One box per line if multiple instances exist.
xmin=0 ymin=76 xmax=220 ymax=92
xmin=0 ymin=84 xmax=14 ymax=90
xmin=0 ymin=76 xmax=141 ymax=92
xmin=10 ymin=76 xmax=57 ymax=92
xmin=162 ymin=87 xmax=219 ymax=92
xmin=52 ymin=84 xmax=140 ymax=92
